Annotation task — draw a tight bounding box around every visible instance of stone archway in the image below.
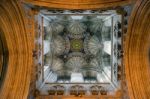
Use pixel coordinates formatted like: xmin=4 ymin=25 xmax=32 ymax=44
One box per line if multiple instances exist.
xmin=125 ymin=0 xmax=150 ymax=99
xmin=0 ymin=0 xmax=32 ymax=99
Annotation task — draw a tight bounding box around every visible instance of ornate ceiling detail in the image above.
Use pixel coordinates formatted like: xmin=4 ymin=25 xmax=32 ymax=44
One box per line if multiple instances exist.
xmin=87 ymin=36 xmax=103 ymax=55
xmin=90 ymin=18 xmax=103 ymax=33
xmin=70 ymin=39 xmax=83 ymax=51
xmin=68 ymin=20 xmax=86 ymax=39
xmin=52 ymin=36 xmax=65 ymax=55
xmin=40 ymin=9 xmax=127 ymax=96
xmin=46 ymin=21 xmax=64 ymax=35
xmin=90 ymin=58 xmax=100 ymax=68
xmin=66 ymin=56 xmax=87 ymax=72
xmin=45 ymin=14 xmax=112 ymax=79
xmin=51 ymin=58 xmax=64 ymax=72
xmin=45 ymin=17 xmax=108 ymax=75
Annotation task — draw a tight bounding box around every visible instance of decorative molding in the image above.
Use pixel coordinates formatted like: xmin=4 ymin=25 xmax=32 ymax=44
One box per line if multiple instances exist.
xmin=24 ymin=0 xmax=135 ymax=9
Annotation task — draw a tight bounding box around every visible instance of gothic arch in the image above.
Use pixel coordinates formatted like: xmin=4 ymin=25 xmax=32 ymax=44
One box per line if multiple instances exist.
xmin=0 ymin=0 xmax=32 ymax=99
xmin=125 ymin=0 xmax=150 ymax=98
xmin=24 ymin=0 xmax=135 ymax=9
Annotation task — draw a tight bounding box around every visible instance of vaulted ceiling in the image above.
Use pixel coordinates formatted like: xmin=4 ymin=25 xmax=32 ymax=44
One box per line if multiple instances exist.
xmin=0 ymin=0 xmax=150 ymax=99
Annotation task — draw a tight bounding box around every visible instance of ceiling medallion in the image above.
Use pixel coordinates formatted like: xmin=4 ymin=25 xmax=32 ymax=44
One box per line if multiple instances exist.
xmin=70 ymin=39 xmax=83 ymax=52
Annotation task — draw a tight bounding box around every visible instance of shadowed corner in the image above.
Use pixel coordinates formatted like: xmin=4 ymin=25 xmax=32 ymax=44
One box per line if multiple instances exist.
xmin=0 ymin=30 xmax=9 ymax=90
